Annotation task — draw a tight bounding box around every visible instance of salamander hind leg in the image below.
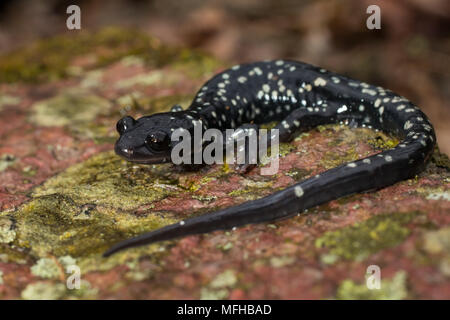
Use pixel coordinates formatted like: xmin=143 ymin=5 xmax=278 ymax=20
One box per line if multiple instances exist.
xmin=226 ymin=105 xmax=342 ymax=174
xmin=268 ymin=104 xmax=340 ymax=144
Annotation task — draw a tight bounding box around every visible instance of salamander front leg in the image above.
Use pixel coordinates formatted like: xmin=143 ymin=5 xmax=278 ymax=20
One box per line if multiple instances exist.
xmin=224 ymin=123 xmax=260 ymax=173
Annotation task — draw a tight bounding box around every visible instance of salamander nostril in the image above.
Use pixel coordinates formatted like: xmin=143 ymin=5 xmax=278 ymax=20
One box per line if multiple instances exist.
xmin=123 ymin=148 xmax=133 ymax=155
xmin=114 ymin=143 xmax=133 ymax=158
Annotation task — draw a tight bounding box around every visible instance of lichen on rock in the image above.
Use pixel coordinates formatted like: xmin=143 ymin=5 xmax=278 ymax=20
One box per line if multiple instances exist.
xmin=12 ymin=151 xmax=181 ymax=259
xmin=21 ymin=282 xmax=67 ymax=300
xmin=0 ymin=216 xmax=16 ymax=244
xmin=336 ymin=271 xmax=408 ymax=300
xmin=315 ymin=212 xmax=422 ymax=261
xmin=30 ymin=89 xmax=111 ymax=128
xmin=0 ymin=25 xmax=449 ymax=299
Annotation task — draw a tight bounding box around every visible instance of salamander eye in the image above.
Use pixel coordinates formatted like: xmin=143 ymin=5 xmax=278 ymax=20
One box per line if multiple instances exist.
xmin=145 ymin=131 xmax=170 ymax=152
xmin=116 ymin=116 xmax=136 ymax=135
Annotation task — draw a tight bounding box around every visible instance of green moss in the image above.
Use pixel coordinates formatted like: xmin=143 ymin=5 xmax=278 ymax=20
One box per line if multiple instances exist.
xmin=14 ymin=194 xmax=117 ymax=257
xmin=0 ymin=244 xmax=30 ymax=265
xmin=320 ymin=147 xmax=360 ymax=169
xmin=0 ymin=27 xmax=148 ymax=83
xmin=285 ymin=168 xmax=311 ymax=181
xmin=172 ymin=48 xmax=224 ymax=79
xmin=367 ymin=133 xmax=399 ymax=150
xmin=32 ymin=151 xmax=176 ymax=210
xmin=141 ymin=94 xmax=194 ymax=114
xmin=259 ymin=121 xmax=278 ymax=130
xmin=318 ymin=125 xmax=397 ymax=169
xmin=336 ymin=271 xmax=408 ymax=300
xmin=7 ymin=151 xmax=182 ymax=259
xmin=228 ymin=179 xmax=274 ymax=200
xmin=315 ymin=212 xmax=421 ymax=261
xmin=1 ymin=149 xmax=252 ymax=268
xmin=278 ymin=143 xmax=296 ymax=158
xmin=431 ymin=147 xmax=450 ymax=170
xmin=0 ymin=27 xmax=223 ymax=84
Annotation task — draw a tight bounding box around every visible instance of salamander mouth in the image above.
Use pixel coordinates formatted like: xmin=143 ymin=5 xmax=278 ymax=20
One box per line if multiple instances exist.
xmin=121 ymin=157 xmax=170 ymax=164
xmin=114 ymin=143 xmax=169 ymax=164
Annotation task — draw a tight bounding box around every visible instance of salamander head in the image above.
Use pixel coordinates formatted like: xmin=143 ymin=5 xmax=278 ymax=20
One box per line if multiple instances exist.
xmin=114 ymin=113 xmax=177 ymax=164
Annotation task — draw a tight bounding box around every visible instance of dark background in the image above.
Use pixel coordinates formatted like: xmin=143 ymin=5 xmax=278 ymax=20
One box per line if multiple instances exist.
xmin=0 ymin=0 xmax=449 ymax=153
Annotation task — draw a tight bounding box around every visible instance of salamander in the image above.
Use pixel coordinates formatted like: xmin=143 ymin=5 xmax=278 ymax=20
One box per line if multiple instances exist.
xmin=104 ymin=59 xmax=436 ymax=257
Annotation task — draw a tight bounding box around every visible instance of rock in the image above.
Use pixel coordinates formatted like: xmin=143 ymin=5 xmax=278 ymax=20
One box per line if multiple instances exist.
xmin=0 ymin=27 xmax=449 ymax=299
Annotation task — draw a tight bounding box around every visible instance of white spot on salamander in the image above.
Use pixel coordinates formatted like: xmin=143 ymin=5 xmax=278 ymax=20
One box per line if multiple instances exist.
xmin=294 ymin=186 xmax=304 ymax=197
xmin=362 ymin=88 xmax=377 ymax=96
xmin=254 ymin=67 xmax=263 ymax=76
xmin=313 ymin=77 xmax=327 ymax=87
xmin=404 ymin=121 xmax=413 ymax=130
xmin=331 ymin=76 xmax=340 ymax=84
xmin=238 ymin=76 xmax=247 ymax=83
xmin=257 ymin=91 xmax=264 ymax=99
xmin=337 ymin=105 xmax=348 ymax=113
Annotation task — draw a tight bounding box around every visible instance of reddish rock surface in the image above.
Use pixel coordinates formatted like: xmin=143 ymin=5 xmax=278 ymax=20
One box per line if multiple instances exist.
xmin=0 ymin=28 xmax=449 ymax=300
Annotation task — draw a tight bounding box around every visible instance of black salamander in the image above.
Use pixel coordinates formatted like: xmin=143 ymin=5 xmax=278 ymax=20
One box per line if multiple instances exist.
xmin=104 ymin=59 xmax=436 ymax=257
